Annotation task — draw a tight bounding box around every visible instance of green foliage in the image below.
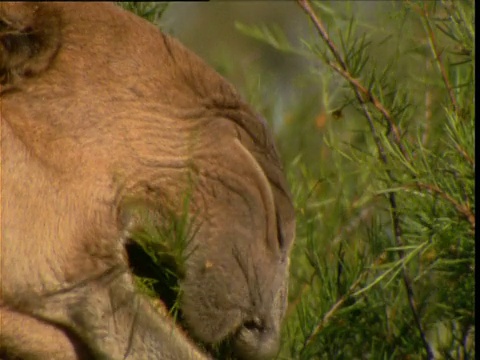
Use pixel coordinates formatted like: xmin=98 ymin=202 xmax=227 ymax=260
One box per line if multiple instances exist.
xmin=124 ymin=191 xmax=197 ymax=323
xmin=125 ymin=193 xmax=234 ymax=358
xmin=117 ymin=2 xmax=168 ymax=28
xmin=122 ymin=1 xmax=474 ymax=359
xmin=235 ymin=0 xmax=474 ymax=358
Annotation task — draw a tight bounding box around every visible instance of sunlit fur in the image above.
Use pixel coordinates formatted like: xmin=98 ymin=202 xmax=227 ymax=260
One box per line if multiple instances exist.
xmin=0 ymin=3 xmax=295 ymax=359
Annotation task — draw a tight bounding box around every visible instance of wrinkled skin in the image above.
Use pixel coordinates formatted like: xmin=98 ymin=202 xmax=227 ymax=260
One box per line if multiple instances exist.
xmin=0 ymin=3 xmax=295 ymax=360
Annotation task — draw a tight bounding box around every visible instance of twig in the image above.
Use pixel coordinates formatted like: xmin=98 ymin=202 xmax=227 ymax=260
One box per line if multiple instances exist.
xmin=296 ymin=0 xmax=410 ymax=164
xmin=336 ymin=243 xmax=345 ymax=299
xmin=408 ymin=0 xmax=473 ymax=168
xmin=296 ymin=1 xmax=435 ymax=358
xmin=301 ymin=272 xmax=365 ymax=350
xmin=454 ymin=143 xmax=475 ymax=168
xmin=301 ymin=249 xmax=389 ymax=350
xmin=407 ymin=182 xmax=475 ymax=231
xmin=423 ymin=58 xmax=432 ymax=146
xmin=411 ymin=1 xmax=459 ymax=115
xmin=332 ymin=202 xmax=376 ymax=247
xmin=287 ymin=205 xmax=374 ymax=325
xmin=389 ymin=192 xmax=434 ymax=360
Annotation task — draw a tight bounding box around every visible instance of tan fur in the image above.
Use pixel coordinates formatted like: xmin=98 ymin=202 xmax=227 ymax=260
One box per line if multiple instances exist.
xmin=0 ymin=2 xmax=295 ymax=359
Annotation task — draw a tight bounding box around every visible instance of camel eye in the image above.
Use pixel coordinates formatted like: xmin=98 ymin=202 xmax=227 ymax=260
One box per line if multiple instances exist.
xmin=276 ymin=210 xmax=285 ymax=249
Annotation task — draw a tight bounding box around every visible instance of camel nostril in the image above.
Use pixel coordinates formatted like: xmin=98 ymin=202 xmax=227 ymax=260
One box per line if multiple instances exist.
xmin=243 ymin=317 xmax=264 ymax=332
xmin=234 ymin=317 xmax=280 ymax=360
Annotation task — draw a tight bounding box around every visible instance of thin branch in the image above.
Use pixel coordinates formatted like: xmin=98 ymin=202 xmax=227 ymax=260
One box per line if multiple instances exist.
xmin=332 ymin=203 xmax=376 ymax=247
xmin=389 ymin=191 xmax=434 ymax=360
xmin=336 ymin=243 xmax=345 ymax=299
xmin=301 ymin=270 xmax=365 ymax=350
xmin=301 ymin=249 xmax=389 ymax=351
xmin=423 ymin=58 xmax=432 ymax=146
xmin=408 ymin=182 xmax=475 ymax=231
xmin=296 ymin=0 xmax=410 ymax=164
xmin=296 ymin=1 xmax=435 ymax=358
xmin=287 ymin=205 xmax=374 ymax=325
xmin=453 ymin=142 xmax=475 ymax=167
xmin=408 ymin=1 xmax=459 ymax=115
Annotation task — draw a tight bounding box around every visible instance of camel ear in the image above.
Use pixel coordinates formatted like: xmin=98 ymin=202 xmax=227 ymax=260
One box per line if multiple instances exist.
xmin=0 ymin=3 xmax=61 ymax=85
